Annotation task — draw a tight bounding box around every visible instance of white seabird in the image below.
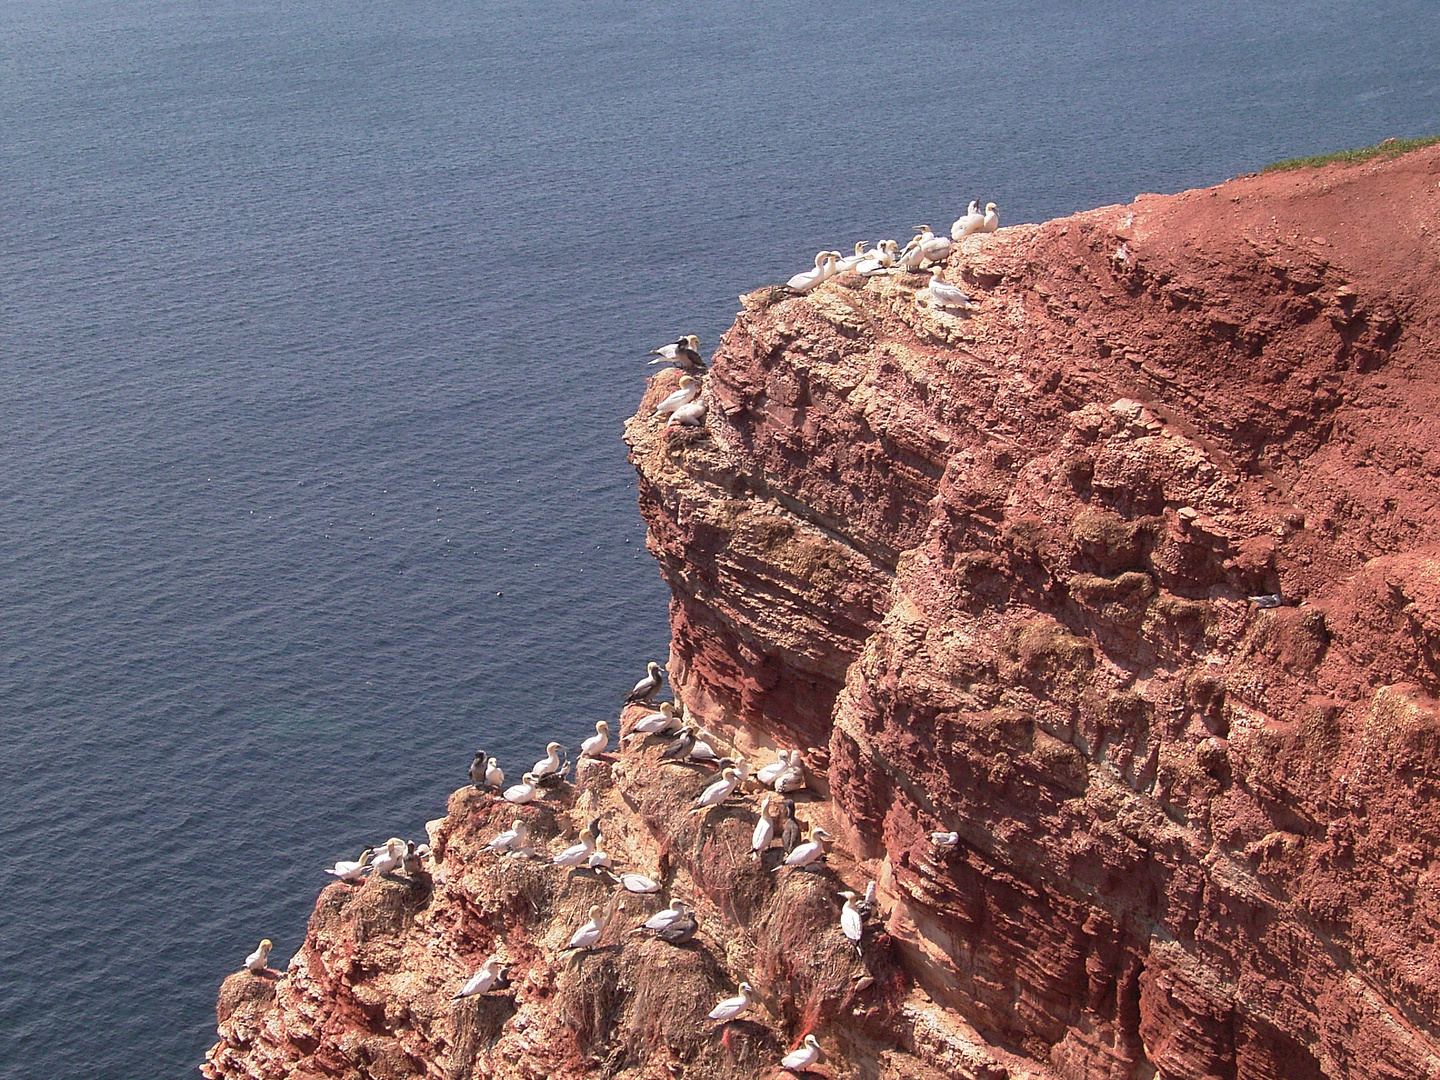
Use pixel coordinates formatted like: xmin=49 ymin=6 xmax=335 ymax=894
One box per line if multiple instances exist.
xmin=655 ymin=376 xmax=700 ymax=417
xmin=691 ymin=767 xmax=740 ymax=813
xmin=786 ymin=251 xmax=839 ymax=292
xmin=774 ymin=826 xmax=831 ymax=871
xmin=856 ymin=239 xmax=899 ymax=276
xmin=839 ymin=891 xmax=864 ymax=950
xmin=244 ymin=938 xmax=273 ymax=973
xmin=666 ymin=398 xmax=707 ymax=429
xmin=834 ymin=241 xmax=869 ymax=273
xmin=619 ymin=873 xmax=661 ymax=893
xmin=628 ymin=701 xmax=678 ymax=738
xmin=919 ymin=230 xmax=952 ymax=266
xmin=751 ymin=795 xmax=775 ymax=859
xmin=454 ymin=956 xmax=504 ymax=999
xmin=773 ymin=753 xmax=805 ymax=794
xmin=485 ymin=757 xmax=504 ymax=788
xmin=897 ymin=227 xmax=932 ymax=270
xmin=371 ymin=838 xmax=406 ymax=877
xmin=982 ymin=201 xmax=999 ymax=232
xmin=709 ymin=981 xmax=755 ymax=1023
xmin=503 ymin=772 xmax=542 ymax=804
xmin=951 ymin=200 xmax=985 ymax=239
xmin=580 ymin=720 xmax=610 ymax=759
xmin=926 ymin=270 xmax=974 ymax=311
xmin=930 ymin=830 xmax=960 ymax=848
xmin=625 ymin=661 xmax=666 ymax=704
xmin=781 ymin=1034 xmax=823 ymax=1071
xmin=324 ymin=848 xmax=374 ymax=884
xmin=487 ymin=819 xmax=529 ymax=854
xmin=567 ymin=905 xmax=605 ymax=951
xmin=587 ymin=844 xmax=613 ymax=870
xmin=648 ymin=334 xmax=704 ymax=371
xmin=633 ymin=899 xmax=687 ymax=933
xmin=688 ymin=730 xmax=721 ymax=763
xmin=755 ymin=749 xmax=792 ymax=787
xmin=532 ymin=741 xmax=564 ymax=779
xmin=553 ymin=828 xmax=597 ymax=868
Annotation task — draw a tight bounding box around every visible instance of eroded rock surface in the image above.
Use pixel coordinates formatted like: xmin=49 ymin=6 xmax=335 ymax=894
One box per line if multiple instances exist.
xmin=209 ymin=146 xmax=1440 ymax=1079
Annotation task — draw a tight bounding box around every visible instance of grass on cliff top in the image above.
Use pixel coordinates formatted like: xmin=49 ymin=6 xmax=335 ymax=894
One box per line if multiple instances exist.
xmin=1263 ymin=135 xmax=1440 ymax=173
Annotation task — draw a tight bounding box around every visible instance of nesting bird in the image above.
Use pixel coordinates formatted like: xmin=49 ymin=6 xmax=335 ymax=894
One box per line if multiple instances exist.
xmin=244 ymin=939 xmax=273 ymax=973
xmin=775 ymin=826 xmax=831 ymax=870
xmin=324 ymin=848 xmax=373 ymax=884
xmin=708 ymin=982 xmax=755 ymax=1023
xmin=553 ymin=827 xmax=598 ymax=868
xmin=454 ymin=956 xmax=504 ymax=999
xmin=691 ymin=766 xmax=741 ymax=813
xmin=532 ymin=741 xmax=564 ymax=779
xmin=755 ymin=749 xmax=792 ymax=787
xmin=781 ymin=1034 xmax=824 ymax=1072
xmin=659 ymin=726 xmax=696 ymax=762
xmin=567 ymin=905 xmax=605 ymax=951
xmin=926 ymin=270 xmax=974 ymax=311
xmin=665 ymin=398 xmax=707 ymax=429
xmin=930 ymin=831 xmax=960 ymax=849
xmin=772 ymin=752 xmax=805 ymax=794
xmin=648 ymin=334 xmax=704 ymax=372
xmin=655 ymin=376 xmax=700 ymax=417
xmin=580 ymin=720 xmax=610 ymax=759
xmin=839 ymin=891 xmax=864 ymax=952
xmin=628 ymin=700 xmax=678 ymax=737
xmin=951 ymin=200 xmax=985 ymax=238
xmin=503 ymin=773 xmax=542 ymax=804
xmin=787 ymin=250 xmax=839 ymax=292
xmin=618 ymin=873 xmax=661 ymax=893
xmin=625 ymin=661 xmax=666 ymax=705
xmin=370 ymin=838 xmax=406 ymax=877
xmin=487 ymin=819 xmax=529 ymax=854
xmin=634 ymin=899 xmax=688 ymax=933
xmin=751 ymin=795 xmax=776 ymax=859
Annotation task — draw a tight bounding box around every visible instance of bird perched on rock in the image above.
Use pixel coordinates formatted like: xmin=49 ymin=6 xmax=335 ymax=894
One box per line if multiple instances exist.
xmin=773 ymin=753 xmax=805 ymax=794
xmin=780 ymin=798 xmax=801 ymax=856
xmin=856 ymin=240 xmax=899 ymax=277
xmin=648 ymin=334 xmax=705 ymax=372
xmin=371 ymin=838 xmax=406 ymax=877
xmin=775 ymin=826 xmax=831 ymax=871
xmin=951 ymin=200 xmax=985 ymax=238
xmin=834 ymin=241 xmax=870 ymax=273
xmin=659 ymin=726 xmax=696 ymax=763
xmin=839 ymin=891 xmax=864 ymax=952
xmin=982 ymin=201 xmax=999 ymax=232
xmin=625 ymin=661 xmax=665 ymax=705
xmin=484 ymin=756 xmax=504 ymax=789
xmin=654 ymin=908 xmax=698 ymax=944
xmin=618 ymin=873 xmax=661 ymax=893
xmin=692 ymin=767 xmax=740 ymax=813
xmin=566 ymin=905 xmax=605 ymax=951
xmin=926 ymin=270 xmax=974 ymax=311
xmin=402 ymin=841 xmax=430 ymax=877
xmin=751 ymin=795 xmax=776 ymax=859
xmin=468 ymin=750 xmax=488 ymax=788
xmin=454 ymin=956 xmax=504 ymax=999
xmin=856 ymin=880 xmax=878 ymax=919
xmin=787 ymin=250 xmax=839 ymax=292
xmin=244 ymin=939 xmax=273 ymax=973
xmin=553 ymin=828 xmax=597 ymax=868
xmin=487 ymin=819 xmax=528 ymax=854
xmin=755 ymin=749 xmax=792 ymax=787
xmin=781 ymin=1034 xmax=823 ymax=1071
xmin=930 ymin=831 xmax=960 ymax=849
xmin=632 ymin=899 xmax=688 ymax=933
xmin=532 ymin=741 xmax=564 ymax=779
xmin=628 ymin=700 xmax=678 ymax=737
xmin=708 ymin=982 xmax=755 ymax=1023
xmin=324 ymin=848 xmax=373 ymax=884
xmin=655 ymin=376 xmax=701 ymax=417
xmin=580 ymin=720 xmax=610 ymax=759
xmin=666 ymin=398 xmax=707 ymax=429
xmin=503 ymin=773 xmax=542 ymax=804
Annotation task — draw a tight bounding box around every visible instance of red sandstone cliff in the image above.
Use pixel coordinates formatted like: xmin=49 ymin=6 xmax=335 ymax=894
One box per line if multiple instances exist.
xmin=207 ymin=145 xmax=1440 ymax=1080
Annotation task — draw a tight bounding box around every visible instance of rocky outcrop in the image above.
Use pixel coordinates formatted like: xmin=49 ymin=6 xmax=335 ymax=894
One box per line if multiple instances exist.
xmin=208 ymin=144 xmax=1440 ymax=1080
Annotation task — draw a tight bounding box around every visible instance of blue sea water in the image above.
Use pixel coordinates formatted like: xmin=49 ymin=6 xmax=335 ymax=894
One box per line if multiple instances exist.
xmin=0 ymin=1 xmax=1436 ymax=1076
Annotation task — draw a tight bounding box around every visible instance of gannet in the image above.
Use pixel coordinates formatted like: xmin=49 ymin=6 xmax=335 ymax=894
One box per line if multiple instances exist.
xmin=402 ymin=841 xmax=430 ymax=877
xmin=773 ymin=754 xmax=805 ymax=794
xmin=619 ymin=873 xmax=661 ymax=893
xmin=897 ymin=227 xmax=932 ymax=270
xmin=666 ymin=398 xmax=707 ymax=429
xmin=532 ymin=741 xmax=564 ymax=779
xmin=688 ymin=730 xmax=721 ymax=763
xmin=856 ymin=240 xmax=899 ymax=276
xmin=633 ymin=899 xmax=687 ymax=933
xmin=648 ymin=334 xmax=704 ymax=372
xmin=655 ymin=908 xmax=697 ymax=944
xmin=709 ymin=982 xmax=755 ymax=1023
xmin=856 ymin=880 xmax=877 ymax=919
xmin=371 ymin=838 xmax=406 ymax=877
xmin=655 ymin=376 xmax=700 ymax=417
xmin=487 ymin=819 xmax=528 ymax=854
xmin=982 ymin=202 xmax=999 ymax=232
xmin=781 ymin=1034 xmax=823 ymax=1071
xmin=503 ymin=772 xmax=542 ymax=804
xmin=244 ymin=939 xmax=273 ymax=973
xmin=751 ymin=795 xmax=775 ymax=859
xmin=625 ymin=661 xmax=665 ymax=704
xmin=324 ymin=848 xmax=374 ymax=884
xmin=926 ymin=270 xmax=974 ymax=311
xmin=835 ymin=241 xmax=869 ymax=273
xmin=553 ymin=828 xmax=597 ymax=868
xmin=780 ymin=798 xmax=800 ymax=856
xmin=454 ymin=956 xmax=504 ymax=999
xmin=628 ymin=701 xmax=677 ymax=737
xmin=755 ymin=749 xmax=791 ymax=787
xmin=775 ymin=826 xmax=831 ymax=870
xmin=485 ymin=757 xmax=504 ymax=788
xmin=587 ymin=845 xmax=613 ymax=870
xmin=930 ymin=831 xmax=960 ymax=848
xmin=786 ymin=251 xmax=839 ymax=292
xmin=952 ymin=200 xmax=985 ymax=238
xmin=659 ymin=726 xmax=696 ymax=762
xmin=468 ymin=750 xmax=488 ymax=787
xmin=839 ymin=891 xmax=864 ymax=951
xmin=919 ymin=230 xmax=952 ymax=266
xmin=567 ymin=905 xmax=605 ymax=951
xmin=580 ymin=720 xmax=610 ymax=759
xmin=692 ymin=767 xmax=740 ymax=813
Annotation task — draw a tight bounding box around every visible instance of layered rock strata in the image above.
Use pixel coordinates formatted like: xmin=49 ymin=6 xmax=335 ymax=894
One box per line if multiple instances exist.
xmin=208 ymin=144 xmax=1440 ymax=1080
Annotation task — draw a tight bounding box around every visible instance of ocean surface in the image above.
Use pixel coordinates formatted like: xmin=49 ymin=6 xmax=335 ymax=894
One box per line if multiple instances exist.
xmin=0 ymin=1 xmax=1435 ymax=1075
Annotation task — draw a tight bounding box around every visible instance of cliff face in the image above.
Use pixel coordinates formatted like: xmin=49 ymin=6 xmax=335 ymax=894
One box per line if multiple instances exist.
xmin=208 ymin=145 xmax=1440 ymax=1080
xmin=631 ymin=145 xmax=1440 ymax=1079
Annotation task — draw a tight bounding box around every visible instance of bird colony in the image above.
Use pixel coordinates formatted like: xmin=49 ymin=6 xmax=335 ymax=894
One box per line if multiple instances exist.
xmin=233 ymin=200 xmax=1003 ymax=1073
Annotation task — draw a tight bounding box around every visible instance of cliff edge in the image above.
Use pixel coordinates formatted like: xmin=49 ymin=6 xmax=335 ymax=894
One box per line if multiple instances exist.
xmin=207 ymin=145 xmax=1440 ymax=1080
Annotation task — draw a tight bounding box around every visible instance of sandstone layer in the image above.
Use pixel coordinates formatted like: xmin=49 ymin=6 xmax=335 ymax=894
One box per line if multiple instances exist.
xmin=208 ymin=145 xmax=1440 ymax=1080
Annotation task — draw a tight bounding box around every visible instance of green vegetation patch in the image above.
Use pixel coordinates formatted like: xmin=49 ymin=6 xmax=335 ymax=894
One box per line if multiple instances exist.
xmin=1263 ymin=135 xmax=1440 ymax=173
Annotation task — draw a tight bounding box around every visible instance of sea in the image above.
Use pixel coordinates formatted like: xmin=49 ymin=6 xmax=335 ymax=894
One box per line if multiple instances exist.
xmin=0 ymin=1 xmax=1436 ymax=1076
